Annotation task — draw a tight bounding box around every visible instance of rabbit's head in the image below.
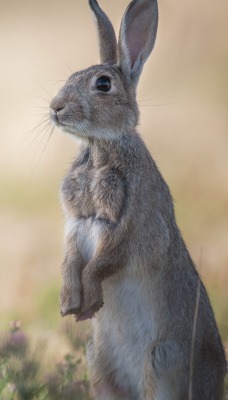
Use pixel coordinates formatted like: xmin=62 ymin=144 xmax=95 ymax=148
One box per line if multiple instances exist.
xmin=50 ymin=0 xmax=158 ymax=140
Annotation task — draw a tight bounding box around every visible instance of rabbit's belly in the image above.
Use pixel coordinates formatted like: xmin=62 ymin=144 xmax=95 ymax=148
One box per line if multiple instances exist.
xmin=75 ymin=217 xmax=102 ymax=263
xmin=92 ymin=270 xmax=158 ymax=395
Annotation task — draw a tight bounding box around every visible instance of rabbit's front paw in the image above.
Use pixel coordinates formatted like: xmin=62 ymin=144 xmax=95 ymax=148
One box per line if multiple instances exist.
xmin=76 ymin=272 xmax=104 ymax=321
xmin=60 ymin=284 xmax=82 ymax=317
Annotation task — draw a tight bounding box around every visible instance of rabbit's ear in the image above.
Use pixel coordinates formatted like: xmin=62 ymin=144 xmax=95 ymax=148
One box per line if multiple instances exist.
xmin=89 ymin=0 xmax=117 ymax=64
xmin=118 ymin=0 xmax=158 ymax=88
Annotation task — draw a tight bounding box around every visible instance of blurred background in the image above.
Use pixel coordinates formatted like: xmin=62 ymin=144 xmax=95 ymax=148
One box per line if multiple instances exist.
xmin=0 ymin=0 xmax=227 ymax=364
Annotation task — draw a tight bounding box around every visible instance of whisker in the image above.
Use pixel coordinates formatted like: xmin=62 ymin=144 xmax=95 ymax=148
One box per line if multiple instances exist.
xmin=138 ymin=101 xmax=180 ymax=107
xmin=50 ymin=79 xmax=67 ymax=84
xmin=22 ymin=117 xmax=51 ymax=155
xmin=52 ymin=49 xmax=73 ymax=75
xmin=27 ymin=106 xmax=49 ymax=110
xmin=30 ymin=94 xmax=50 ymax=104
xmin=21 ymin=115 xmax=49 ymax=141
xmin=32 ymin=122 xmax=52 ymax=156
xmin=30 ymin=116 xmax=50 ymax=132
xmin=44 ymin=66 xmax=70 ymax=78
xmin=139 ymin=97 xmax=163 ymax=102
xmin=27 ymin=112 xmax=50 ymax=116
xmin=32 ymin=82 xmax=53 ymax=104
xmin=30 ymin=125 xmax=55 ymax=179
xmin=24 ymin=128 xmax=50 ymax=162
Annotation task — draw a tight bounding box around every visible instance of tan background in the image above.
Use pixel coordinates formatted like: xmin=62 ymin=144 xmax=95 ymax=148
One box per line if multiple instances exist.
xmin=0 ymin=0 xmax=227 ymax=350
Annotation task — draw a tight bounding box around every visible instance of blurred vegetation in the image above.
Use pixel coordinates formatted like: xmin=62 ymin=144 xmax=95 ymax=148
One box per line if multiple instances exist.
xmin=0 ymin=322 xmax=91 ymax=400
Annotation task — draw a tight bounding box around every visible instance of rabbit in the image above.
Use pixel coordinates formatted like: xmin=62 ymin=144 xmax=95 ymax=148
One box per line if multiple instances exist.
xmin=49 ymin=0 xmax=227 ymax=399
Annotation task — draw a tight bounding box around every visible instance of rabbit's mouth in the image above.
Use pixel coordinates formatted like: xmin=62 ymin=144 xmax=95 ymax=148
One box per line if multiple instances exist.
xmin=49 ymin=108 xmax=88 ymax=139
xmin=49 ymin=108 xmax=76 ymax=132
xmin=49 ymin=100 xmax=89 ymax=138
xmin=49 ymin=108 xmax=60 ymax=127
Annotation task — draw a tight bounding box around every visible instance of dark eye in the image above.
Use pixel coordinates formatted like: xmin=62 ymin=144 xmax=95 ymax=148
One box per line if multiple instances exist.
xmin=95 ymin=76 xmax=111 ymax=92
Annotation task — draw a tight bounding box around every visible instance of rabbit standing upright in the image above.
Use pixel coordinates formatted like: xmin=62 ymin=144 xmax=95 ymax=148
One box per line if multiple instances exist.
xmin=49 ymin=0 xmax=227 ymax=399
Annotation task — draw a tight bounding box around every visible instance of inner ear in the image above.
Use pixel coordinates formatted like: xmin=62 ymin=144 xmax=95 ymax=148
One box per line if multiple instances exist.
xmin=118 ymin=0 xmax=158 ymax=88
xmin=125 ymin=4 xmax=150 ymax=67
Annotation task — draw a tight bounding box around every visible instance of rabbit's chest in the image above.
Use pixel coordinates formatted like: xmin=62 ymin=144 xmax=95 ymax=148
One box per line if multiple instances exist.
xmin=61 ymin=165 xmax=126 ymax=263
xmin=61 ymin=165 xmax=126 ymax=223
xmin=61 ymin=167 xmax=94 ymax=217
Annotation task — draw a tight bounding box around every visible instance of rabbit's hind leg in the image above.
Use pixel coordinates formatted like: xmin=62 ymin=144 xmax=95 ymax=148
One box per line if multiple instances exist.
xmin=90 ymin=383 xmax=132 ymax=400
xmin=144 ymin=341 xmax=186 ymax=400
xmin=88 ymin=370 xmax=132 ymax=400
xmin=87 ymin=338 xmax=134 ymax=400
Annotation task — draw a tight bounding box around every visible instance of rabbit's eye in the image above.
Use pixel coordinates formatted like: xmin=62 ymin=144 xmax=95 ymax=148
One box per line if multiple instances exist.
xmin=96 ymin=76 xmax=111 ymax=92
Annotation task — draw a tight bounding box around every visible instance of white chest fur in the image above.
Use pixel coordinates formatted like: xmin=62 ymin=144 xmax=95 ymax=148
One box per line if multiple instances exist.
xmin=65 ymin=216 xmax=102 ymax=263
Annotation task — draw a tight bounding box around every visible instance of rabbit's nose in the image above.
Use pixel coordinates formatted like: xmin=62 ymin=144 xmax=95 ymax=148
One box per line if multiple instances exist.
xmin=50 ymin=97 xmax=65 ymax=113
xmin=50 ymin=97 xmax=66 ymax=125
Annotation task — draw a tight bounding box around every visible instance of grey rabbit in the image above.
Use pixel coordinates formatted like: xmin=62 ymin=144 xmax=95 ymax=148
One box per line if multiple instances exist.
xmin=49 ymin=0 xmax=227 ymax=399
